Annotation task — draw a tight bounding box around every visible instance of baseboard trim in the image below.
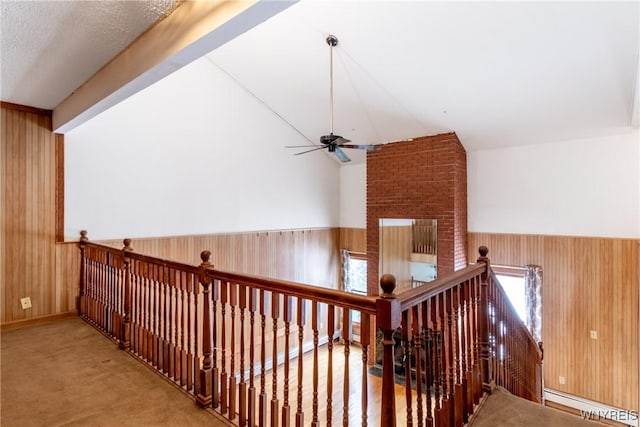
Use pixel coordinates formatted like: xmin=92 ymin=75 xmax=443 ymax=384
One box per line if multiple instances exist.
xmin=1 ymin=312 xmax=77 ymax=331
xmin=544 ymin=389 xmax=638 ymax=427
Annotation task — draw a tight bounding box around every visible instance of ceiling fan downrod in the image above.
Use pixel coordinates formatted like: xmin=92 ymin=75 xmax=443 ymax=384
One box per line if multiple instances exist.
xmin=326 ymin=35 xmax=338 ymax=136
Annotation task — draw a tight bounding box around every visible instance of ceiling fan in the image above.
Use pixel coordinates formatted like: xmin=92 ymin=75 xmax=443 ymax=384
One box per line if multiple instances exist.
xmin=287 ymin=35 xmax=382 ymax=163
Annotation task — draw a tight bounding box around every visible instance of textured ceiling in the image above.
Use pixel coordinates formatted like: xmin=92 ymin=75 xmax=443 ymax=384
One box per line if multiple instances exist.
xmin=0 ymin=0 xmax=178 ymax=109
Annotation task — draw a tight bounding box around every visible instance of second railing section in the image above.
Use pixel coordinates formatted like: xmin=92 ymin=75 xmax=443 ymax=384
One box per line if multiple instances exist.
xmin=79 ymin=236 xmax=378 ymax=426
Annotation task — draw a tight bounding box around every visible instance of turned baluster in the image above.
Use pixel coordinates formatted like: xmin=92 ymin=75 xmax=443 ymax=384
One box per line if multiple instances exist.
xmin=311 ymin=301 xmax=320 ymax=427
xmin=461 ymin=280 xmax=471 ymax=421
xmin=168 ymin=271 xmax=176 ymax=380
xmin=177 ymin=271 xmax=186 ymax=385
xmin=342 ymin=307 xmax=351 ymax=427
xmin=229 ymin=283 xmax=237 ymax=420
xmin=282 ymin=295 xmax=293 ymax=427
xmin=423 ymin=300 xmax=434 ymax=427
xmin=248 ymin=288 xmax=257 ymax=426
xmin=133 ymin=264 xmax=141 ymax=356
xmin=295 ymin=298 xmax=306 ymax=427
xmin=158 ymin=265 xmax=167 ymax=372
xmin=431 ymin=294 xmax=442 ymax=424
xmin=411 ymin=305 xmax=424 ymax=427
xmin=401 ymin=309 xmax=413 ymax=426
xmin=445 ymin=289 xmax=455 ymax=426
xmin=153 ymin=264 xmax=160 ymax=368
xmin=452 ymin=285 xmax=464 ymax=427
xmin=186 ymin=272 xmax=195 ymax=390
xmin=259 ymin=290 xmax=268 ymax=427
xmin=326 ymin=304 xmax=335 ymax=426
xmin=271 ymin=292 xmax=281 ymax=427
xmin=239 ymin=285 xmax=248 ymax=426
xmin=212 ymin=279 xmax=220 ymax=408
xmin=360 ymin=313 xmax=370 ymax=427
xmin=220 ymin=280 xmax=229 ymax=414
xmin=144 ymin=262 xmax=151 ymax=362
xmin=193 ymin=271 xmax=200 ymax=396
xmin=470 ymin=275 xmax=481 ymax=403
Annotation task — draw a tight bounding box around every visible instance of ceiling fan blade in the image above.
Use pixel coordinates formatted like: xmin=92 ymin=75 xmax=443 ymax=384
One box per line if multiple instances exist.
xmin=340 ymin=144 xmax=382 ymax=151
xmin=333 ymin=136 xmax=351 ymax=145
xmin=294 ymin=146 xmax=328 ymax=156
xmin=333 ymin=147 xmax=351 ymax=163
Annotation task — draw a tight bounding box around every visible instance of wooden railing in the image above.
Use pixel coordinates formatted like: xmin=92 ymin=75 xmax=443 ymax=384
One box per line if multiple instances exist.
xmin=78 ymin=233 xmax=542 ymax=427
xmin=411 ymin=220 xmax=436 ymax=255
xmin=376 ymin=246 xmax=543 ymax=427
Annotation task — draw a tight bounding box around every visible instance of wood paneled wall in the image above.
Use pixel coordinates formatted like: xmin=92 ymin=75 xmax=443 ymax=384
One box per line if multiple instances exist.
xmin=468 ymin=232 xmax=639 ymax=411
xmin=338 ymin=227 xmax=366 ymax=253
xmin=1 ymin=104 xmax=79 ymax=324
xmin=379 ymin=225 xmax=412 ymax=291
xmin=97 ymin=228 xmax=341 ymax=289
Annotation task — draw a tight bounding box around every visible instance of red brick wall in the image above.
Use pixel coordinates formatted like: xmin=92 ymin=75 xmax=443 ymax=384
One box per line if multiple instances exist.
xmin=366 ymin=132 xmax=468 ymax=295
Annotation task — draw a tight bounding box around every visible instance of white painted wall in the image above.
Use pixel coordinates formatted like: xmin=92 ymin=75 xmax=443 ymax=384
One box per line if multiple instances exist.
xmin=468 ymin=131 xmax=640 ymax=238
xmin=339 ymin=163 xmax=366 ymax=228
xmin=65 ymin=57 xmax=340 ymax=241
xmin=66 ymin=52 xmax=639 ymax=241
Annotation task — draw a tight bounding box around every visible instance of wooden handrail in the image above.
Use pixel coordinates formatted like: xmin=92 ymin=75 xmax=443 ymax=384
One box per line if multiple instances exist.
xmin=205 ymin=269 xmax=378 ymax=314
xmin=84 ymin=241 xmax=378 ymax=314
xmin=398 ymin=263 xmax=485 ymax=311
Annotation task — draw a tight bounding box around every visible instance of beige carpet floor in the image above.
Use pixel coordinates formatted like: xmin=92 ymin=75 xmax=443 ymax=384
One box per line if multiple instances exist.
xmin=1 ymin=317 xmax=228 ymax=427
xmin=469 ymin=386 xmax=607 ymax=427
xmin=2 ymin=317 xmax=614 ymax=427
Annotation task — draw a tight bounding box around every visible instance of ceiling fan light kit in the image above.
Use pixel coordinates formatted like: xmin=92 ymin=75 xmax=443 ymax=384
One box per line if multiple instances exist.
xmin=287 ymin=34 xmax=382 ymax=163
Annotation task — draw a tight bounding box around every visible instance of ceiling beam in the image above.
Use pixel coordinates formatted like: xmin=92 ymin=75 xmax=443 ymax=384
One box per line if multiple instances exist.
xmin=53 ymin=0 xmax=296 ymax=133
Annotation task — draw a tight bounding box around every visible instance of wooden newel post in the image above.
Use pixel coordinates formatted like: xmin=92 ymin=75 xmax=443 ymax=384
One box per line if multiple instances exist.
xmin=120 ymin=238 xmax=133 ymax=350
xmin=196 ymin=250 xmax=215 ymax=408
xmin=376 ymin=274 xmax=401 ymax=427
xmin=78 ymin=230 xmax=89 ymax=316
xmin=476 ymin=246 xmax=491 ymax=389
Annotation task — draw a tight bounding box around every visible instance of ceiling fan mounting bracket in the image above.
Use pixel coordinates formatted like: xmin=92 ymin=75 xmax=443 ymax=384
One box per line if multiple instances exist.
xmin=320 ymin=133 xmax=338 ymax=144
xmin=326 ymin=35 xmax=338 ymax=47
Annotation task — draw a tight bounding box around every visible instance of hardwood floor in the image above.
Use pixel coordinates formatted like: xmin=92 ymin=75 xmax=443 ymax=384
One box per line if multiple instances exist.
xmin=212 ymin=340 xmax=410 ymax=426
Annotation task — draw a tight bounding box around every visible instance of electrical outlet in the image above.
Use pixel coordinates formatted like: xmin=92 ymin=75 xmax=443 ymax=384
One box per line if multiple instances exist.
xmin=559 ymin=376 xmax=565 ymax=385
xmin=20 ymin=297 xmax=32 ymax=309
xmin=590 ymin=330 xmax=598 ymax=339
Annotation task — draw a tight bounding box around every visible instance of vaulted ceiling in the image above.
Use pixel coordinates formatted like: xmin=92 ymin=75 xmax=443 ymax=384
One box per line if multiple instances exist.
xmin=2 ymin=1 xmax=638 ymax=163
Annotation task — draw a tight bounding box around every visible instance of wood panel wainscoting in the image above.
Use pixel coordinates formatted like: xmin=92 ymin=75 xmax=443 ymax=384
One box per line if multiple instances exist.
xmin=96 ymin=228 xmax=341 ymax=290
xmin=467 ymin=232 xmax=639 ymax=414
xmin=0 ymin=102 xmax=77 ymax=325
xmin=379 ymin=225 xmax=414 ymax=292
xmin=338 ymin=227 xmax=367 ymax=254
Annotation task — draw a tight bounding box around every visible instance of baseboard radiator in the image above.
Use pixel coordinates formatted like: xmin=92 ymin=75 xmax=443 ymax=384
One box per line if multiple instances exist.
xmin=545 ymin=389 xmax=638 ymax=427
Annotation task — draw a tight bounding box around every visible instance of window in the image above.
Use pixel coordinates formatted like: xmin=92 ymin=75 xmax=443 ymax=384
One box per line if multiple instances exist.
xmin=495 ymin=274 xmax=526 ymax=323
xmin=346 ymin=256 xmax=367 ymax=323
xmin=347 ymin=258 xmax=367 ymax=295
